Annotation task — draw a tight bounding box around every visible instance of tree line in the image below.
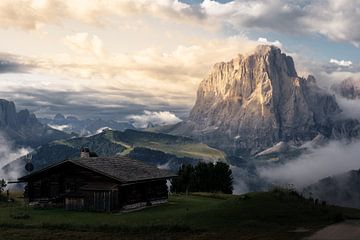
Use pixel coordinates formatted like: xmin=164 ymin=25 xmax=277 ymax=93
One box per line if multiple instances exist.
xmin=171 ymin=162 xmax=233 ymax=194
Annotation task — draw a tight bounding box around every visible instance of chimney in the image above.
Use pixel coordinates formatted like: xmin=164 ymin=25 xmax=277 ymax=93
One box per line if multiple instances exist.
xmin=80 ymin=147 xmax=90 ymax=158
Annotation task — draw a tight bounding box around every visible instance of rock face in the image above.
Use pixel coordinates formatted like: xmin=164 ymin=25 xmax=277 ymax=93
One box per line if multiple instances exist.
xmin=331 ymin=78 xmax=360 ymax=99
xmin=0 ymin=99 xmax=71 ymax=147
xmin=167 ymin=45 xmax=347 ymax=155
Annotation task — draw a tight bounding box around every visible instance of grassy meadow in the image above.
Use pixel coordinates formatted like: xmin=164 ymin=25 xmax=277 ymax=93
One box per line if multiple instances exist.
xmin=0 ymin=190 xmax=359 ymax=240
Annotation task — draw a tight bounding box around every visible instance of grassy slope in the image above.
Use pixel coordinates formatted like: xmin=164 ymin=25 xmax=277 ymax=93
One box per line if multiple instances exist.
xmin=110 ymin=130 xmax=226 ymax=161
xmin=1 ymin=191 xmax=359 ymax=240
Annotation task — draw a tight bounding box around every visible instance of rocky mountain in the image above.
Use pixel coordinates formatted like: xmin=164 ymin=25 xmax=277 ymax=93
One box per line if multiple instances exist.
xmin=39 ymin=113 xmax=135 ymax=136
xmin=331 ymin=78 xmax=360 ymax=99
xmin=0 ymin=99 xmax=71 ymax=147
xmin=163 ymin=45 xmax=358 ymax=156
xmin=303 ymin=169 xmax=360 ymax=208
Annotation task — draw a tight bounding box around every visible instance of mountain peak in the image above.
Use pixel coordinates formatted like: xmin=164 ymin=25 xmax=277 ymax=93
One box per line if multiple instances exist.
xmin=254 ymin=44 xmax=280 ymax=55
xmin=54 ymin=113 xmax=66 ymax=120
xmin=166 ymin=48 xmax=342 ymax=156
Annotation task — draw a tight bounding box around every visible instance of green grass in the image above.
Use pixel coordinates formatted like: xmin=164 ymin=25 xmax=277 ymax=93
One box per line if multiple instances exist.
xmin=1 ymin=191 xmax=359 ymax=240
xmin=137 ymin=142 xmax=226 ymax=162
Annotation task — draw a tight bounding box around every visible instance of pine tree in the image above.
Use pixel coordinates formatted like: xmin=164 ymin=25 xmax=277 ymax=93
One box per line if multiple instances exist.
xmin=171 ymin=162 xmax=233 ymax=194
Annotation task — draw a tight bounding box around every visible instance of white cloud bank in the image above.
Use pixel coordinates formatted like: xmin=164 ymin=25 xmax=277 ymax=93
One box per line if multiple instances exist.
xmin=330 ymin=58 xmax=353 ymax=67
xmin=259 ymin=140 xmax=360 ymax=188
xmin=0 ymin=133 xmax=30 ymax=181
xmin=127 ymin=110 xmax=182 ymax=128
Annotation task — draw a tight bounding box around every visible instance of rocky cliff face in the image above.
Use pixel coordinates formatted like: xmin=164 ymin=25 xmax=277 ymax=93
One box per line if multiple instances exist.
xmin=0 ymin=99 xmax=71 ymax=147
xmin=331 ymin=78 xmax=360 ymax=99
xmin=167 ymin=45 xmax=353 ymax=156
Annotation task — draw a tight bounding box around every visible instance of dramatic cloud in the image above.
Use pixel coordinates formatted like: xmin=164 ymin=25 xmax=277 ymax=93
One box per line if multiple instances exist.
xmin=127 ymin=110 xmax=182 ymax=128
xmin=0 ymin=35 xmax=259 ymax=119
xmin=1 ymin=0 xmax=360 ymax=46
xmin=330 ymin=58 xmax=352 ymax=67
xmin=201 ymin=0 xmax=360 ymax=47
xmin=0 ymin=0 xmax=204 ymax=30
xmin=258 ymin=140 xmax=360 ymax=188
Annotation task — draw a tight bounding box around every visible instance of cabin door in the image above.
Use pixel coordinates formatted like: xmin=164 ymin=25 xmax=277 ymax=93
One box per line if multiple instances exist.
xmin=92 ymin=191 xmax=112 ymax=212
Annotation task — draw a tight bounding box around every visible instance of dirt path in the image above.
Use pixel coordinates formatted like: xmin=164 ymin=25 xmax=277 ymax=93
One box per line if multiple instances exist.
xmin=306 ymin=220 xmax=360 ymax=240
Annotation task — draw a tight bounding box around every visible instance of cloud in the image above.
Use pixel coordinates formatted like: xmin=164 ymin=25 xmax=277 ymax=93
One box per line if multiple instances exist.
xmin=48 ymin=124 xmax=70 ymax=131
xmin=0 ymin=0 xmax=204 ymax=30
xmin=64 ymin=33 xmax=106 ymax=57
xmin=330 ymin=58 xmax=352 ymax=67
xmin=1 ymin=0 xmax=360 ymax=46
xmin=0 ymin=84 xmax=189 ymax=120
xmin=96 ymin=127 xmax=112 ymax=134
xmin=257 ymin=37 xmax=282 ymax=48
xmin=200 ymin=0 xmax=360 ymax=47
xmin=336 ymin=97 xmax=360 ymax=120
xmin=0 ymin=133 xmax=30 ymax=181
xmin=0 ymin=35 xmax=259 ymax=120
xmin=127 ymin=110 xmax=182 ymax=128
xmin=258 ymin=140 xmax=360 ymax=188
xmin=0 ymin=53 xmax=33 ymax=73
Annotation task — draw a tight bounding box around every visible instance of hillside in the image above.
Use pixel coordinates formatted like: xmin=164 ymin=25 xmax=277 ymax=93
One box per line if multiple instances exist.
xmin=1 ymin=190 xmax=359 ymax=240
xmin=303 ymin=169 xmax=360 ymax=208
xmin=4 ymin=129 xmax=226 ymax=176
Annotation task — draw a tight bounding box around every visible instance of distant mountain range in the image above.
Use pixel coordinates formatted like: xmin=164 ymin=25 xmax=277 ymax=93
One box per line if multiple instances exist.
xmin=38 ymin=113 xmax=135 ymax=136
xmin=0 ymin=99 xmax=71 ymax=148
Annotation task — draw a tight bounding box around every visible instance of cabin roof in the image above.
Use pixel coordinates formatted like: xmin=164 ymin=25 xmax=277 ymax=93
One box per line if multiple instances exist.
xmin=18 ymin=156 xmax=176 ymax=183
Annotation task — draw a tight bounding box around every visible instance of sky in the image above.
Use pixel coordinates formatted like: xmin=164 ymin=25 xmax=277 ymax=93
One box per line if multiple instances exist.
xmin=0 ymin=0 xmax=360 ymax=121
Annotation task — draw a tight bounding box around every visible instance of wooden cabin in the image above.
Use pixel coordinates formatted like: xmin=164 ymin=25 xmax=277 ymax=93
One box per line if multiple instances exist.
xmin=18 ymin=152 xmax=176 ymax=212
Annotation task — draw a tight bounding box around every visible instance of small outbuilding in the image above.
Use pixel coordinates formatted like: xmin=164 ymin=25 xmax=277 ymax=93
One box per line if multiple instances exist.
xmin=18 ymin=150 xmax=176 ymax=212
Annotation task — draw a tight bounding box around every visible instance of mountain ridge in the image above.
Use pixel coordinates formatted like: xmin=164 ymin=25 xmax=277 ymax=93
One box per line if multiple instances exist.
xmin=0 ymin=99 xmax=71 ymax=148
